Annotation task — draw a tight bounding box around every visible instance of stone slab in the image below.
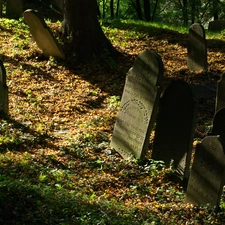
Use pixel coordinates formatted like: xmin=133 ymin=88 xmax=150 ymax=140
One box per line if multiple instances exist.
xmin=215 ymin=72 xmax=225 ymax=113
xmin=209 ymin=20 xmax=225 ymax=31
xmin=185 ymin=136 xmax=225 ymax=209
xmin=187 ymin=23 xmax=207 ymax=72
xmin=0 ymin=60 xmax=8 ymax=114
xmin=211 ymin=108 xmax=225 ymax=135
xmin=23 ymin=9 xmax=65 ymax=59
xmin=110 ymin=50 xmax=164 ymax=159
xmin=152 ymin=80 xmax=198 ymax=181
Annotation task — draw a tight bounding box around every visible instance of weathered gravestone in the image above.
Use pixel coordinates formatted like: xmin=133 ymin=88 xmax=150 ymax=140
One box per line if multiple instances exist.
xmin=211 ymin=108 xmax=225 ymax=135
xmin=152 ymin=81 xmax=198 ymax=182
xmin=110 ymin=50 xmax=164 ymax=159
xmin=209 ymin=20 xmax=225 ymax=32
xmin=187 ymin=23 xmax=207 ymax=72
xmin=23 ymin=9 xmax=65 ymax=59
xmin=185 ymin=136 xmax=225 ymax=209
xmin=0 ymin=60 xmax=8 ymax=115
xmin=6 ymin=0 xmax=23 ymax=19
xmin=215 ymin=72 xmax=225 ymax=113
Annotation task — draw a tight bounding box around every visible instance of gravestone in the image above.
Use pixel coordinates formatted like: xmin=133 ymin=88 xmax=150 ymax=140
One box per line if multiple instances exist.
xmin=185 ymin=136 xmax=225 ymax=209
xmin=209 ymin=20 xmax=225 ymax=32
xmin=110 ymin=50 xmax=164 ymax=159
xmin=187 ymin=23 xmax=207 ymax=72
xmin=0 ymin=60 xmax=8 ymax=115
xmin=23 ymin=9 xmax=65 ymax=59
xmin=6 ymin=0 xmax=23 ymax=19
xmin=152 ymin=81 xmax=198 ymax=182
xmin=215 ymin=73 xmax=225 ymax=113
xmin=211 ymin=108 xmax=225 ymax=135
xmin=189 ymin=83 xmax=216 ymax=103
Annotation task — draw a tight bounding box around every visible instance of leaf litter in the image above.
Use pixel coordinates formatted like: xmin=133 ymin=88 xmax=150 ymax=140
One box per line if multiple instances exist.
xmin=0 ymin=16 xmax=224 ymax=224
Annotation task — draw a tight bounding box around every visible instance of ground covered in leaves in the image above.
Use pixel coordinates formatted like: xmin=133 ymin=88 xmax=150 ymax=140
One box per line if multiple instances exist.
xmin=0 ymin=8 xmax=225 ymax=225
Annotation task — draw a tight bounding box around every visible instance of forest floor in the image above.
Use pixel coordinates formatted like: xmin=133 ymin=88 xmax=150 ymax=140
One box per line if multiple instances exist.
xmin=0 ymin=4 xmax=225 ymax=225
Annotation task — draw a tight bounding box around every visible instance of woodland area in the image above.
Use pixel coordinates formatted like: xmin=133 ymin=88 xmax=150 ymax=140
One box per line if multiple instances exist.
xmin=0 ymin=0 xmax=225 ymax=224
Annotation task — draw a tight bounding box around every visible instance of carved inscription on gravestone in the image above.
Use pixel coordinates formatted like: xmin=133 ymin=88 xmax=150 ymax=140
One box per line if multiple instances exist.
xmin=110 ymin=50 xmax=164 ymax=159
xmin=152 ymin=81 xmax=198 ymax=181
xmin=187 ymin=23 xmax=207 ymax=72
xmin=0 ymin=60 xmax=8 ymax=114
xmin=185 ymin=136 xmax=225 ymax=209
xmin=23 ymin=9 xmax=65 ymax=59
xmin=215 ymin=73 xmax=225 ymax=113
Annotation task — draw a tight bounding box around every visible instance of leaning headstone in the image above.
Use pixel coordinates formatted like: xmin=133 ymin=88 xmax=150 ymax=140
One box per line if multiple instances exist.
xmin=209 ymin=20 xmax=225 ymax=32
xmin=187 ymin=23 xmax=207 ymax=72
xmin=23 ymin=9 xmax=65 ymax=59
xmin=6 ymin=0 xmax=23 ymax=19
xmin=152 ymin=81 xmax=198 ymax=182
xmin=0 ymin=60 xmax=8 ymax=115
xmin=211 ymin=108 xmax=225 ymax=135
xmin=215 ymin=73 xmax=225 ymax=113
xmin=110 ymin=50 xmax=164 ymax=159
xmin=185 ymin=136 xmax=225 ymax=209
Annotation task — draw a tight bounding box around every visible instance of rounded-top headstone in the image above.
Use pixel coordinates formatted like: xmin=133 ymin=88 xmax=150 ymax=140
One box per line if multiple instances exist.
xmin=212 ymin=107 xmax=225 ymax=135
xmin=110 ymin=50 xmax=164 ymax=159
xmin=187 ymin=23 xmax=207 ymax=72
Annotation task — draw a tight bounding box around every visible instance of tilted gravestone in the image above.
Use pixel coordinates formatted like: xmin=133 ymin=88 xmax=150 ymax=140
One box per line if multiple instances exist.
xmin=6 ymin=0 xmax=23 ymax=19
xmin=208 ymin=20 xmax=225 ymax=32
xmin=0 ymin=60 xmax=8 ymax=115
xmin=23 ymin=9 xmax=65 ymax=59
xmin=110 ymin=50 xmax=164 ymax=159
xmin=185 ymin=136 xmax=225 ymax=209
xmin=152 ymin=81 xmax=198 ymax=182
xmin=187 ymin=23 xmax=207 ymax=72
xmin=215 ymin=72 xmax=225 ymax=113
xmin=211 ymin=108 xmax=225 ymax=135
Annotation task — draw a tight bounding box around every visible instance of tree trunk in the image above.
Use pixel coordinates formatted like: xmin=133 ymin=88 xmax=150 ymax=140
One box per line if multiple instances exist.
xmin=135 ymin=0 xmax=143 ymax=20
xmin=213 ymin=0 xmax=219 ymax=20
xmin=63 ymin=0 xmax=115 ymax=62
xmin=116 ymin=0 xmax=120 ymax=18
xmin=110 ymin=0 xmax=114 ymax=18
xmin=151 ymin=0 xmax=159 ymax=21
xmin=179 ymin=0 xmax=188 ymax=25
xmin=143 ymin=0 xmax=150 ymax=22
xmin=102 ymin=0 xmax=106 ymax=18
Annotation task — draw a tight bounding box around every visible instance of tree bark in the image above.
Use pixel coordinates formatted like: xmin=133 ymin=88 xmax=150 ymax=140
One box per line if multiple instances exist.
xmin=213 ymin=0 xmax=219 ymax=20
xmin=143 ymin=0 xmax=150 ymax=22
xmin=135 ymin=0 xmax=143 ymax=20
xmin=116 ymin=0 xmax=120 ymax=18
xmin=151 ymin=0 xmax=159 ymax=21
xmin=110 ymin=0 xmax=114 ymax=18
xmin=178 ymin=0 xmax=188 ymax=25
xmin=63 ymin=0 xmax=115 ymax=62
